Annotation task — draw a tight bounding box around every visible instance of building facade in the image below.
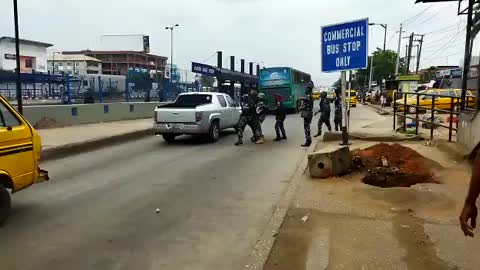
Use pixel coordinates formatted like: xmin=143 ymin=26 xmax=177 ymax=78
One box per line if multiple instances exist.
xmin=47 ymin=54 xmax=102 ymax=75
xmin=62 ymin=50 xmax=167 ymax=76
xmin=0 ymin=36 xmax=52 ymax=73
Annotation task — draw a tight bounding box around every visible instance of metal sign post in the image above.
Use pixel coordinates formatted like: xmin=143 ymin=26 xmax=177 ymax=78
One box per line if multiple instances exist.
xmin=341 ymin=71 xmax=348 ymax=145
xmin=321 ymin=18 xmax=369 ymax=145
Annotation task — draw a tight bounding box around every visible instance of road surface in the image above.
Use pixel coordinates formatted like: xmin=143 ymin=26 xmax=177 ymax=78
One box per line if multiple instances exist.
xmin=0 ymin=104 xmax=382 ymax=270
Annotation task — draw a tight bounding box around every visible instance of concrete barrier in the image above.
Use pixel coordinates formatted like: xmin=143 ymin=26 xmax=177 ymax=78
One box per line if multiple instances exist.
xmin=457 ymin=112 xmax=479 ymax=157
xmin=23 ymin=102 xmax=161 ymax=128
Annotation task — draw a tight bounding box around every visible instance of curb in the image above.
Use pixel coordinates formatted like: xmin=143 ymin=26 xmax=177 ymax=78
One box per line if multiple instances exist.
xmin=364 ymin=103 xmax=392 ymax=115
xmin=41 ymin=128 xmax=153 ymax=161
xmin=242 ymin=138 xmax=321 ymax=270
xmin=322 ymin=131 xmax=423 ymax=143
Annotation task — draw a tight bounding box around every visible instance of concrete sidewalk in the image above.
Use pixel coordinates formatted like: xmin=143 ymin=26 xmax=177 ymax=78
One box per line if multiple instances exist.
xmin=365 ymin=102 xmax=393 ymax=115
xmin=39 ymin=118 xmax=153 ymax=161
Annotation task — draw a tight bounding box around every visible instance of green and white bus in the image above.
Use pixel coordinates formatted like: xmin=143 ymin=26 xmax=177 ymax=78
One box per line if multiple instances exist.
xmin=258 ymin=67 xmax=312 ymax=112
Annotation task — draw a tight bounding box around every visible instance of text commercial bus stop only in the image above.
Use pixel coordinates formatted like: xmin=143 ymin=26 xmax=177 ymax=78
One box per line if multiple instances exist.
xmin=321 ymin=18 xmax=369 ymax=73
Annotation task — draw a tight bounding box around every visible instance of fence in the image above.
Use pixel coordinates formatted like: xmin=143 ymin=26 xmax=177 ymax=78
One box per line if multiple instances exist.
xmin=393 ymin=91 xmax=476 ymax=142
xmin=0 ymin=71 xmax=198 ymax=105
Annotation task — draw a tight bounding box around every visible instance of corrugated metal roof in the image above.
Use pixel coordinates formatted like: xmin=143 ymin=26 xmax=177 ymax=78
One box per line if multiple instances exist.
xmin=47 ymin=54 xmax=102 ymax=62
xmin=0 ymin=36 xmax=53 ymax=48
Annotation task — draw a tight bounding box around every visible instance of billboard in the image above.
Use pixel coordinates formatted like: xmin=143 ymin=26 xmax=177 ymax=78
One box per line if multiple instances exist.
xmin=321 ymin=18 xmax=369 ymax=72
xmin=99 ymin=35 xmax=146 ymax=51
xmin=259 ymin=68 xmax=290 ymax=87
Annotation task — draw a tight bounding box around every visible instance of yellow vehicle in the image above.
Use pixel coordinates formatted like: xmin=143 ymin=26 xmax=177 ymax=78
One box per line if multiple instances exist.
xmin=312 ymin=90 xmax=321 ymax=100
xmin=0 ymin=95 xmax=49 ymax=224
xmin=348 ymin=90 xmax=357 ymax=107
xmin=397 ymin=89 xmax=476 ymax=113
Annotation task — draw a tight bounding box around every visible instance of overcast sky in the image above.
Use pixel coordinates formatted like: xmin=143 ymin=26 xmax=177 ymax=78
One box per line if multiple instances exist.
xmin=0 ymin=0 xmax=471 ymax=86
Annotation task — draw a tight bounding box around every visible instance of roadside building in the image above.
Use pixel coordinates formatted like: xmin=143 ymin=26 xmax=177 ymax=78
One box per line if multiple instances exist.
xmin=47 ymin=54 xmax=102 ymax=75
xmin=62 ymin=50 xmax=167 ymax=76
xmin=0 ymin=36 xmax=52 ymax=73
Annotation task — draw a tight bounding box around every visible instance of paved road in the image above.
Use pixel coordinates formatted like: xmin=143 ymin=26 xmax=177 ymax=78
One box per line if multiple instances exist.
xmin=0 ymin=104 xmax=382 ymax=270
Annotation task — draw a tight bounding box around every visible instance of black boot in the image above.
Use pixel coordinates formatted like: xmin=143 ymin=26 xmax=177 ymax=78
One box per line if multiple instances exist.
xmin=274 ymin=137 xmax=282 ymax=142
xmin=282 ymin=136 xmax=287 ymax=140
xmin=314 ymin=132 xmax=322 ymax=138
xmin=235 ymin=140 xmax=243 ymax=146
xmin=301 ymin=140 xmax=312 ymax=147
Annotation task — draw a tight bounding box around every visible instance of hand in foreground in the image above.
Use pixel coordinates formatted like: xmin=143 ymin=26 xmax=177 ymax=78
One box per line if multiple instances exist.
xmin=460 ymin=202 xmax=478 ymax=237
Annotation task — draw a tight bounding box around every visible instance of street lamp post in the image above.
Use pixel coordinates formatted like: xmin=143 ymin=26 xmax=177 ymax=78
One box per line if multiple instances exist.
xmin=369 ymin=23 xmax=388 ymax=51
xmin=165 ymin=24 xmax=179 ymax=83
xmin=13 ymin=0 xmax=23 ymax=113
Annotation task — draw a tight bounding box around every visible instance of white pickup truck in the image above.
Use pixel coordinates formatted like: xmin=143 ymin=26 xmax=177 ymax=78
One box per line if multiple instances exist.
xmin=153 ymin=92 xmax=241 ymax=143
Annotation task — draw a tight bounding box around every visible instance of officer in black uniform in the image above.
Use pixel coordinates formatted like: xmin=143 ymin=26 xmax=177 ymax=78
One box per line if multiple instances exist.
xmin=333 ymin=96 xmax=343 ymax=131
xmin=314 ymin=91 xmax=332 ymax=137
xmin=300 ymin=81 xmax=314 ymax=147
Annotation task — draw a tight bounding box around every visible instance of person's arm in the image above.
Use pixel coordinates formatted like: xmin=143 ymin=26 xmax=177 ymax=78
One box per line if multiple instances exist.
xmin=460 ymin=150 xmax=480 ymax=237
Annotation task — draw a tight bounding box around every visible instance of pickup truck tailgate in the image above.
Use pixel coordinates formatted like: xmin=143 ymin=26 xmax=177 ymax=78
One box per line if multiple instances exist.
xmin=157 ymin=108 xmax=196 ymax=123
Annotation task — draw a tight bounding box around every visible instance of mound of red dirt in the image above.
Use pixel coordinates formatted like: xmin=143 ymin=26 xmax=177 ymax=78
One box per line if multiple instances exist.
xmin=353 ymin=143 xmax=440 ymax=188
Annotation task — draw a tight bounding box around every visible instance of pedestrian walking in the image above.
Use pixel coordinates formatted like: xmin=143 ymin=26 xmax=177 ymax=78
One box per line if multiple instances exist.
xmin=300 ymin=81 xmax=314 ymax=147
xmin=274 ymin=95 xmax=287 ymax=141
xmin=381 ymin=93 xmax=387 ymax=108
xmin=235 ymin=94 xmax=257 ymax=146
xmin=314 ymin=91 xmax=332 ymax=137
xmin=334 ymin=97 xmax=342 ymax=131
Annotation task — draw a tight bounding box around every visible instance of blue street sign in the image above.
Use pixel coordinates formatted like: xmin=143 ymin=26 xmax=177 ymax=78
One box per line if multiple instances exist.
xmin=191 ymin=62 xmax=218 ymax=77
xmin=321 ymin=18 xmax=369 ymax=72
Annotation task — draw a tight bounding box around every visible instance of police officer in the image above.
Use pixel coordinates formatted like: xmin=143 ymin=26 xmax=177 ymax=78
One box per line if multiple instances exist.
xmin=300 ymin=81 xmax=314 ymax=147
xmin=314 ymin=91 xmax=332 ymax=137
xmin=235 ymin=94 xmax=255 ymax=146
xmin=334 ymin=96 xmax=343 ymax=131
xmin=253 ymin=92 xmax=267 ymax=144
xmin=248 ymin=90 xmax=263 ymax=144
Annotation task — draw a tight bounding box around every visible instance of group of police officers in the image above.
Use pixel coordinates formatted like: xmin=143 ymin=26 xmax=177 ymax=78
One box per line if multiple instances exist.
xmin=234 ymin=81 xmax=342 ymax=147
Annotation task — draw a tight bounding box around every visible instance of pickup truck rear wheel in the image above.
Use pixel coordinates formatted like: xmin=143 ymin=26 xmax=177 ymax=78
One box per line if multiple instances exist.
xmin=162 ymin=134 xmax=177 ymax=143
xmin=208 ymin=120 xmax=220 ymax=142
xmin=0 ymin=185 xmax=11 ymax=226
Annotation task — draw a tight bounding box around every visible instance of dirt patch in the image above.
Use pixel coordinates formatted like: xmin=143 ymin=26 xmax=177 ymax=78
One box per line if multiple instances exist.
xmin=33 ymin=117 xmax=63 ymax=129
xmin=353 ymin=143 xmax=441 ymax=188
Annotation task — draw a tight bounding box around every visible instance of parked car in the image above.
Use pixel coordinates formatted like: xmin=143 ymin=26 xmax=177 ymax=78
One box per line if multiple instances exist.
xmin=312 ymin=90 xmax=321 ymax=100
xmin=347 ymin=90 xmax=357 ymax=107
xmin=396 ymin=89 xmax=476 ymax=113
xmin=0 ymin=95 xmax=49 ymax=224
xmin=153 ymin=92 xmax=241 ymax=143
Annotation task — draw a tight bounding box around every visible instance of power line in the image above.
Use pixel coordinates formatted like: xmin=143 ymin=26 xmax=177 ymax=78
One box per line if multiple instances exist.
xmin=403 ymin=6 xmax=433 ymax=25
xmin=200 ymin=51 xmax=217 ymax=64
xmin=423 ymin=31 xmax=463 ymax=60
xmin=423 ymin=19 xmax=466 ymax=35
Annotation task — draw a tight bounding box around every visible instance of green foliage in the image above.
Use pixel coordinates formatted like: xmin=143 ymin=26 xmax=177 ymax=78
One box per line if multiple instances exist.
xmin=200 ymin=75 xmax=215 ymax=87
xmin=355 ymin=49 xmax=405 ymax=88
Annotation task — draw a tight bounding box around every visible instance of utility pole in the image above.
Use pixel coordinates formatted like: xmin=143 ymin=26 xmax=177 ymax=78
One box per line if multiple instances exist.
xmin=13 ymin=0 xmax=23 ymax=114
xmin=406 ymin=33 xmax=414 ymax=74
xmin=368 ymin=56 xmax=375 ymax=91
xmin=395 ymin=23 xmax=403 ymax=77
xmin=415 ymin=34 xmax=425 ymax=75
xmin=461 ymin=0 xmax=475 ymax=110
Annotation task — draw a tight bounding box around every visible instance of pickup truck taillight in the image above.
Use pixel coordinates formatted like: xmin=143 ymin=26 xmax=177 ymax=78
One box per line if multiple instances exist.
xmin=154 ymin=110 xmax=158 ymax=123
xmin=196 ymin=112 xmax=203 ymax=122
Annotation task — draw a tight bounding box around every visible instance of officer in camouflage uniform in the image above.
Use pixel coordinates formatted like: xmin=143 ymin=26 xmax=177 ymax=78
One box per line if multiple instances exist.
xmin=235 ymin=94 xmax=256 ymax=146
xmin=300 ymin=81 xmax=315 ymax=147
xmin=252 ymin=92 xmax=267 ymax=144
xmin=314 ymin=91 xmax=332 ymax=137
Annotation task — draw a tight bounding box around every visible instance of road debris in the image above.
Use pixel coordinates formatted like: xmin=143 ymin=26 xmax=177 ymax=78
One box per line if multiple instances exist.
xmin=301 ymin=215 xmax=310 ymax=222
xmin=155 ymin=208 xmax=160 ymax=213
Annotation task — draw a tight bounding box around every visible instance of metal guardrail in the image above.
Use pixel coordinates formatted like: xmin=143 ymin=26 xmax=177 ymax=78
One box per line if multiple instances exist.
xmin=393 ymin=91 xmax=476 ymax=142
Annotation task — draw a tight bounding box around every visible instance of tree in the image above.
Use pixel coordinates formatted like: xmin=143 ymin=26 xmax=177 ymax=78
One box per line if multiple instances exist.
xmin=355 ymin=49 xmax=405 ymax=89
xmin=200 ymin=75 xmax=215 ymax=88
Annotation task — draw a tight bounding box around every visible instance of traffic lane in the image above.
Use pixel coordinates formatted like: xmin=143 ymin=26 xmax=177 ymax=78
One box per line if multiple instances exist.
xmin=0 ymin=114 xmax=308 ymax=270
